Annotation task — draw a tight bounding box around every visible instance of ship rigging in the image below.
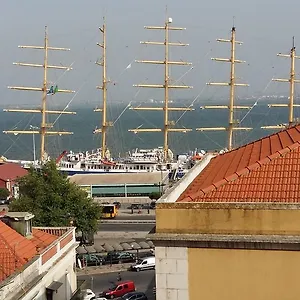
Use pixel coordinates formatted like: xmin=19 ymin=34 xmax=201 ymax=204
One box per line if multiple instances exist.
xmin=3 ymin=26 xmax=75 ymax=163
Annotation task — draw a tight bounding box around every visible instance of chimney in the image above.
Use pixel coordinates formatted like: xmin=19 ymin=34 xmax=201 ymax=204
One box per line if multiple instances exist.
xmin=2 ymin=212 xmax=34 ymax=238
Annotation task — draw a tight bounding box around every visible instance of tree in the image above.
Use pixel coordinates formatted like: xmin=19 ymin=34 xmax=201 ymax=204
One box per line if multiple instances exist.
xmin=9 ymin=160 xmax=101 ymax=235
xmin=149 ymin=191 xmax=161 ymax=200
xmin=0 ymin=188 xmax=10 ymax=199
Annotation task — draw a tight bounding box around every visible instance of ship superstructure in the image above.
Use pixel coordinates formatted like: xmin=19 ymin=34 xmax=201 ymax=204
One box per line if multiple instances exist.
xmin=58 ymin=18 xmax=195 ymax=177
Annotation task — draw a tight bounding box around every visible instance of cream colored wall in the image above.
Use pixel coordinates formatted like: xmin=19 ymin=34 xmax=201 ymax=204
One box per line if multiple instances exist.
xmin=188 ymin=248 xmax=300 ymax=300
xmin=156 ymin=206 xmax=300 ymax=235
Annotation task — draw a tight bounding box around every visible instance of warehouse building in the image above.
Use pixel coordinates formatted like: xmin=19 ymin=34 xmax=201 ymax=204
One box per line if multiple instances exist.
xmin=69 ymin=172 xmax=169 ymax=203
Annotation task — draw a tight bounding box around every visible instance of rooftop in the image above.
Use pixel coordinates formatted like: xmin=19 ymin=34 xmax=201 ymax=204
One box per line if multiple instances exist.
xmin=5 ymin=212 xmax=34 ymax=221
xmin=0 ymin=163 xmax=28 ymax=182
xmin=177 ymin=124 xmax=300 ymax=203
xmin=69 ymin=171 xmax=169 ymax=185
xmin=0 ymin=220 xmax=58 ymax=282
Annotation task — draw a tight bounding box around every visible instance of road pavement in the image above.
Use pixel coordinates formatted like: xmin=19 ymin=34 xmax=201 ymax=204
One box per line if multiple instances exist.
xmin=78 ymin=269 xmax=155 ymax=299
xmin=115 ymin=213 xmax=155 ymax=221
xmin=99 ymin=223 xmax=155 ymax=232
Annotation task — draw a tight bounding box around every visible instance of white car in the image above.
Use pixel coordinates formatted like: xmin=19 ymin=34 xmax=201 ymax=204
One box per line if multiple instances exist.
xmin=131 ymin=256 xmax=155 ymax=272
xmin=83 ymin=289 xmax=108 ymax=300
xmin=83 ymin=289 xmax=95 ymax=300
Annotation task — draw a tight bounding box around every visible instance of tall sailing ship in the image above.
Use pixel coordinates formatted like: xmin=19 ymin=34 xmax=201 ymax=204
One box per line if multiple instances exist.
xmin=3 ymin=19 xmax=198 ymax=178
xmin=196 ymin=26 xmax=252 ymax=149
xmin=261 ymin=37 xmax=300 ymax=130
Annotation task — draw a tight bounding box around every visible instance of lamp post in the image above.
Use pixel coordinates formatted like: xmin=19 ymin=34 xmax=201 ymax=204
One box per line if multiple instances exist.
xmin=29 ymin=125 xmax=39 ymax=166
xmin=160 ymin=168 xmax=163 ymax=195
xmin=131 ymin=244 xmax=139 ymax=262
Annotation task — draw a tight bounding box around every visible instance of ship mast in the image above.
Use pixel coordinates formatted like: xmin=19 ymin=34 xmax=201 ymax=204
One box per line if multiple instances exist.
xmin=3 ymin=26 xmax=75 ymax=162
xmin=129 ymin=17 xmax=193 ymax=162
xmin=196 ymin=26 xmax=251 ymax=151
xmin=261 ymin=37 xmax=300 ymax=130
xmin=94 ymin=19 xmax=113 ymax=159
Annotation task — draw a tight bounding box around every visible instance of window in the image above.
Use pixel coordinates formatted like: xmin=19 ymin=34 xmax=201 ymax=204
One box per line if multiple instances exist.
xmin=117 ymin=286 xmax=123 ymax=291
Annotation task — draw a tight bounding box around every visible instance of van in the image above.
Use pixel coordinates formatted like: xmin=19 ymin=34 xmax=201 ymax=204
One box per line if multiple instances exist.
xmin=130 ymin=256 xmax=155 ymax=272
xmin=102 ymin=281 xmax=135 ymax=299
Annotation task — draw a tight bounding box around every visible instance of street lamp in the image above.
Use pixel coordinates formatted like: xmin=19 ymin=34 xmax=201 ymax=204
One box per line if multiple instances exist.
xmin=131 ymin=244 xmax=139 ymax=262
xmin=29 ymin=125 xmax=39 ymax=166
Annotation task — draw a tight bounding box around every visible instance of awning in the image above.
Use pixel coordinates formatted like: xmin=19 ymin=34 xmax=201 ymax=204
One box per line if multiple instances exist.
xmin=46 ymin=281 xmax=63 ymax=291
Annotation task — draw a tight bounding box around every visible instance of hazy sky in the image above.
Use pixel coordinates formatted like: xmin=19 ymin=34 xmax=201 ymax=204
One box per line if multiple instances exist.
xmin=1 ymin=0 xmax=300 ymax=108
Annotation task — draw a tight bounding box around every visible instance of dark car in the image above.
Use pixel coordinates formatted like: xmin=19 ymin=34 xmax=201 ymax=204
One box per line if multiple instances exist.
xmin=104 ymin=251 xmax=136 ymax=264
xmin=121 ymin=292 xmax=148 ymax=300
xmin=77 ymin=254 xmax=104 ymax=267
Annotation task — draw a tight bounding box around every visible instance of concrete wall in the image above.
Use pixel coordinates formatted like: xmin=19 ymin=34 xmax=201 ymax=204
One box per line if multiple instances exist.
xmin=156 ymin=203 xmax=300 ymax=235
xmin=155 ymin=246 xmax=188 ymax=300
xmin=94 ymin=197 xmax=152 ymax=205
xmin=188 ymin=248 xmax=300 ymax=300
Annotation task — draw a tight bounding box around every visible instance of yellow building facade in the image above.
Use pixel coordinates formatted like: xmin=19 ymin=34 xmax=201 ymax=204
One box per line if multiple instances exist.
xmin=153 ymin=202 xmax=300 ymax=300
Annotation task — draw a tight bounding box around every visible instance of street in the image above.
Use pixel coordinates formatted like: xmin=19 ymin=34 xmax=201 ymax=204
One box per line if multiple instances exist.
xmin=99 ymin=223 xmax=155 ymax=232
xmin=78 ymin=269 xmax=155 ymax=299
xmin=115 ymin=214 xmax=155 ymax=221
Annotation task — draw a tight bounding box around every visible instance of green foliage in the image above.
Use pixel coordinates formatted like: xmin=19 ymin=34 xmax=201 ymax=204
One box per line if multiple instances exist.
xmin=149 ymin=191 xmax=161 ymax=200
xmin=0 ymin=188 xmax=10 ymax=199
xmin=9 ymin=160 xmax=101 ymax=234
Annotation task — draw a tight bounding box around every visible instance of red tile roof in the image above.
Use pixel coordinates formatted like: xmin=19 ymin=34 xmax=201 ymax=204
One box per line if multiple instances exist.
xmin=31 ymin=228 xmax=57 ymax=250
xmin=0 ymin=221 xmax=58 ymax=282
xmin=0 ymin=163 xmax=28 ymax=182
xmin=177 ymin=125 xmax=300 ymax=203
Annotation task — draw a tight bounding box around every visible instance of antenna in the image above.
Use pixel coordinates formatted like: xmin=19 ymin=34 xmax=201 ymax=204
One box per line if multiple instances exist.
xmin=94 ymin=19 xmax=113 ymax=159
xmin=261 ymin=37 xmax=300 ymax=130
xmin=128 ymin=17 xmax=193 ymax=162
xmin=196 ymin=26 xmax=251 ymax=151
xmin=3 ymin=26 xmax=75 ymax=162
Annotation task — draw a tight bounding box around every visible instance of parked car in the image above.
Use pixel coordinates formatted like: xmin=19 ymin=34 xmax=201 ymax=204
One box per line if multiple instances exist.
xmin=101 ymin=280 xmax=136 ymax=299
xmin=77 ymin=254 xmax=105 ymax=267
xmin=104 ymin=251 xmax=136 ymax=264
xmin=82 ymin=289 xmax=96 ymax=300
xmin=121 ymin=292 xmax=148 ymax=300
xmin=130 ymin=256 xmax=155 ymax=272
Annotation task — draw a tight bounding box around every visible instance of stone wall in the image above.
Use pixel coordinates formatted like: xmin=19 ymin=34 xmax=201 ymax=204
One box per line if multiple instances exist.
xmin=155 ymin=246 xmax=188 ymax=300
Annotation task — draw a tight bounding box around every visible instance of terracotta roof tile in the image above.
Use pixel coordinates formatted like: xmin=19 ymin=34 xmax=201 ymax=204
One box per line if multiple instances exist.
xmin=177 ymin=124 xmax=300 ymax=203
xmin=0 ymin=163 xmax=28 ymax=181
xmin=0 ymin=221 xmax=36 ymax=281
xmin=31 ymin=228 xmax=58 ymax=250
xmin=0 ymin=221 xmax=59 ymax=282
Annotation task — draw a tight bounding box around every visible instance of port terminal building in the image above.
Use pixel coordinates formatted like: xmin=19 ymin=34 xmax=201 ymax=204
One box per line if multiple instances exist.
xmin=69 ymin=171 xmax=169 ymax=204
